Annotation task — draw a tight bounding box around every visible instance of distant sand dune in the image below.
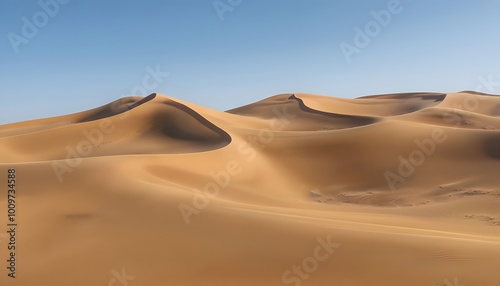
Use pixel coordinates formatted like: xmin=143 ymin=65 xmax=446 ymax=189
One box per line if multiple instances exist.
xmin=358 ymin=91 xmax=446 ymax=101
xmin=228 ymin=93 xmax=377 ymax=130
xmin=1 ymin=91 xmax=499 ymax=286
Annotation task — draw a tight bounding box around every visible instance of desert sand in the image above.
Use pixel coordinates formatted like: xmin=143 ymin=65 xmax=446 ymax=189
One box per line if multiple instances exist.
xmin=0 ymin=91 xmax=499 ymax=286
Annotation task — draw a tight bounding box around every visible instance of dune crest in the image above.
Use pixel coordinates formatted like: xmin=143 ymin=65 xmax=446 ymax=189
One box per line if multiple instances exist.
xmin=0 ymin=94 xmax=231 ymax=162
xmin=77 ymin=93 xmax=157 ymax=123
xmin=228 ymin=93 xmax=377 ymax=130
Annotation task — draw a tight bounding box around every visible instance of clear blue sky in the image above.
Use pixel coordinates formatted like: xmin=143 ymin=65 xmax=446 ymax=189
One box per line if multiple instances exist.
xmin=1 ymin=0 xmax=499 ymax=124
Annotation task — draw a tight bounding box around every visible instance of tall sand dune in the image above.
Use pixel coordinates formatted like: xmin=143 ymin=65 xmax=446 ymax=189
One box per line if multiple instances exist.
xmin=0 ymin=91 xmax=499 ymax=286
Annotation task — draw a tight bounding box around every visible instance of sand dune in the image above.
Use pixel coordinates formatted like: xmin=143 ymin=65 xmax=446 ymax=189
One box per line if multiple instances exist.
xmin=0 ymin=94 xmax=231 ymax=162
xmin=0 ymin=91 xmax=499 ymax=286
xmin=228 ymin=93 xmax=377 ymax=130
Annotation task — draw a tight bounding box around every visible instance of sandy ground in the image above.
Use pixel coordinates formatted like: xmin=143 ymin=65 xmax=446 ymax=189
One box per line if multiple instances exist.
xmin=0 ymin=91 xmax=499 ymax=286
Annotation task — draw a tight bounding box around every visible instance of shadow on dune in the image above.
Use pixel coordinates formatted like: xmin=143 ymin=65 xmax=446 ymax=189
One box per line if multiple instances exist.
xmin=76 ymin=93 xmax=233 ymax=151
xmin=288 ymin=94 xmax=377 ymax=128
xmin=228 ymin=93 xmax=378 ymax=130
xmin=358 ymin=92 xmax=447 ymax=102
xmin=104 ymin=96 xmax=233 ymax=154
xmin=484 ymin=135 xmax=500 ymax=159
xmin=0 ymin=94 xmax=232 ymax=160
xmin=459 ymin=90 xmax=499 ymax=96
xmin=153 ymin=99 xmax=232 ymax=145
xmin=78 ymin=93 xmax=158 ymax=123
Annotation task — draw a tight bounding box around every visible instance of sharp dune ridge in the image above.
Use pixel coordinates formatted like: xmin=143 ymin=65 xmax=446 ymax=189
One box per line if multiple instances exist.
xmin=1 ymin=91 xmax=500 ymax=286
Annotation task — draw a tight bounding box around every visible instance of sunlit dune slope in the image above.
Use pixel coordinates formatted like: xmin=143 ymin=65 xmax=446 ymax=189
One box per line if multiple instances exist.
xmin=0 ymin=91 xmax=499 ymax=286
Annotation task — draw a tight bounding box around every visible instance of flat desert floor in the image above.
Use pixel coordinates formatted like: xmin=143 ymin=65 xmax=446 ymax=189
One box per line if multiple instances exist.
xmin=0 ymin=91 xmax=499 ymax=286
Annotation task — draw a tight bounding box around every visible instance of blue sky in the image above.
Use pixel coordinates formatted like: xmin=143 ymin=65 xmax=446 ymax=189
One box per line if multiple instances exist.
xmin=1 ymin=0 xmax=500 ymax=124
